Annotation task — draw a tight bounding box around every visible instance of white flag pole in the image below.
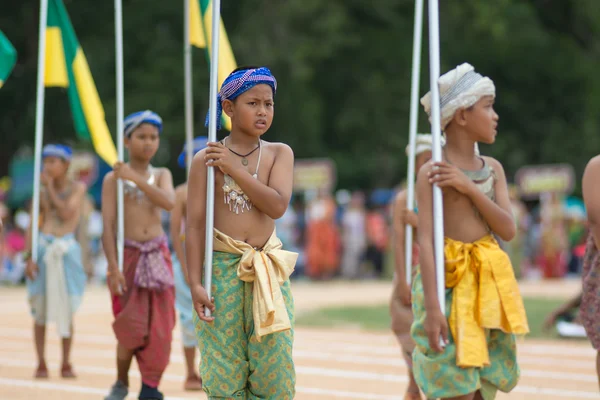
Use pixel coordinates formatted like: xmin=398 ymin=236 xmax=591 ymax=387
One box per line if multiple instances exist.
xmin=204 ymin=0 xmax=221 ymax=317
xmin=427 ymin=0 xmax=446 ymax=320
xmin=184 ymin=0 xmax=194 ymax=176
xmin=115 ymin=0 xmax=125 ymax=272
xmin=31 ymin=0 xmax=50 ymax=263
xmin=404 ymin=0 xmax=424 ymax=286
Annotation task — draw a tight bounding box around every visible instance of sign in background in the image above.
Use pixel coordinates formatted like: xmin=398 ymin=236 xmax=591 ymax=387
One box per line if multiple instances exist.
xmin=293 ymin=158 xmax=337 ymax=193
xmin=515 ymin=164 xmax=575 ymax=199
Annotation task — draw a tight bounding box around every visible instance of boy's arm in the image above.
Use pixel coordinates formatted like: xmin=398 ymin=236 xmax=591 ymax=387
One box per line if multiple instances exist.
xmin=170 ymin=187 xmax=188 ymax=282
xmin=416 ymin=163 xmax=442 ymax=313
xmin=583 ymin=156 xmax=600 ymax=249
xmin=210 ymin=142 xmax=294 ymax=219
xmin=101 ymin=172 xmax=119 ymax=272
xmin=467 ymin=157 xmax=515 ymax=241
xmin=392 ymin=191 xmax=408 ymax=285
xmin=430 ymin=158 xmax=515 ymax=241
xmin=46 ymin=182 xmax=87 ymax=221
xmin=186 ymin=151 xmax=208 ymax=289
xmin=136 ymin=168 xmax=176 ymax=211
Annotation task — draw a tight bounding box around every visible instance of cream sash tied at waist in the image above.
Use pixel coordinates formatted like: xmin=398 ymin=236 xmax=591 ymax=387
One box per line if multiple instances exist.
xmin=213 ymin=228 xmax=297 ymax=340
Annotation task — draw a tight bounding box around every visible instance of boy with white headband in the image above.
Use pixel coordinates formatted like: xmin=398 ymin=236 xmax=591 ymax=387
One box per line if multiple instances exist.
xmin=411 ymin=63 xmax=529 ymax=400
xmin=391 ymin=134 xmax=438 ymax=400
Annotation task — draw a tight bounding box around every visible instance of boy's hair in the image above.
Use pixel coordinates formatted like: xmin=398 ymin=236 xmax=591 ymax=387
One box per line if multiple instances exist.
xmin=421 ymin=63 xmax=495 ymax=131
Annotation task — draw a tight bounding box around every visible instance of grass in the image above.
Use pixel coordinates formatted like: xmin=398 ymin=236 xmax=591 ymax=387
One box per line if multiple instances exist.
xmin=296 ymin=297 xmax=575 ymax=340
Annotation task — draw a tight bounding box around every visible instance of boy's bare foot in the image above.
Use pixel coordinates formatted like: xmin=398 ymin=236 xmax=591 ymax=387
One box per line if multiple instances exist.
xmin=183 ymin=374 xmax=202 ymax=391
xmin=34 ymin=363 xmax=49 ymax=379
xmin=61 ymin=363 xmax=76 ymax=378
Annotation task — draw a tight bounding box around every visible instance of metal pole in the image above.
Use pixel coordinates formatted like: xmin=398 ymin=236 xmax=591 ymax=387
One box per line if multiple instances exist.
xmin=32 ymin=0 xmax=50 ymax=262
xmin=203 ymin=0 xmax=221 ymax=317
xmin=115 ymin=0 xmax=125 ymax=271
xmin=427 ymin=0 xmax=446 ymax=318
xmin=405 ymin=0 xmax=424 ymax=286
xmin=184 ymin=0 xmax=194 ymax=176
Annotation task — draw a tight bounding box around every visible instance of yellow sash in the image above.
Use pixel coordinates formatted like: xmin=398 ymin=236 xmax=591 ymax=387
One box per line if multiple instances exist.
xmin=213 ymin=228 xmax=297 ymax=340
xmin=445 ymin=235 xmax=529 ymax=368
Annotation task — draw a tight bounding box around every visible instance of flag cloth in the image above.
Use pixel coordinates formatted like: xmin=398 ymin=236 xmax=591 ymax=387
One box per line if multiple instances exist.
xmin=45 ymin=0 xmax=117 ymax=166
xmin=192 ymin=0 xmax=238 ymax=131
xmin=0 ymin=31 xmax=17 ymax=88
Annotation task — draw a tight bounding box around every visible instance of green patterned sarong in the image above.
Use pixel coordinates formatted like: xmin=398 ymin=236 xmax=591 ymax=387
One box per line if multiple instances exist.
xmin=411 ymin=269 xmax=520 ymax=400
xmin=194 ymin=251 xmax=295 ymax=399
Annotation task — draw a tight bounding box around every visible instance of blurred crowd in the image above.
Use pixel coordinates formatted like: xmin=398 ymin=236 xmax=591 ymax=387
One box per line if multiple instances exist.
xmin=0 ymin=186 xmax=589 ymax=285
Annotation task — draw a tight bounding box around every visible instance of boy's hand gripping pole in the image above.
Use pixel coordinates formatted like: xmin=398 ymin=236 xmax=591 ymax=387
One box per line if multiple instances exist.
xmin=427 ymin=0 xmax=447 ymax=348
xmin=204 ymin=0 xmax=222 ymax=317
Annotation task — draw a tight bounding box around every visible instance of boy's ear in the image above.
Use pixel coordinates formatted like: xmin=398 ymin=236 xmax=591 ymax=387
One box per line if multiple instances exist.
xmin=222 ymin=99 xmax=234 ymax=118
xmin=454 ymin=108 xmax=468 ymax=127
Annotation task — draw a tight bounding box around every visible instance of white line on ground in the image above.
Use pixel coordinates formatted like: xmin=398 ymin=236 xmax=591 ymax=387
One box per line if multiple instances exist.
xmin=0 ymin=336 xmax=597 ymax=383
xmin=0 ymin=373 xmax=399 ymax=400
xmin=0 ymin=356 xmax=599 ymax=399
xmin=0 ymin=326 xmax=595 ymax=360
xmin=0 ymin=377 xmax=194 ymax=400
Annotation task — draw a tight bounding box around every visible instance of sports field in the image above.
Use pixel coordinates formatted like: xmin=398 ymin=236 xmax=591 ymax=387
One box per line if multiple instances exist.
xmin=0 ymin=279 xmax=597 ymax=399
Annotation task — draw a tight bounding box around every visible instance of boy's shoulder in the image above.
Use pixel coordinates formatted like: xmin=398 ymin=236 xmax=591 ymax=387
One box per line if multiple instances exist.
xmin=482 ymin=155 xmax=504 ymax=171
xmin=102 ymin=170 xmax=115 ymax=184
xmin=585 ymin=155 xmax=600 ymax=170
xmin=394 ymin=187 xmax=407 ymax=205
xmin=417 ymin=160 xmax=435 ymax=180
xmin=262 ymin=140 xmax=293 ymax=156
xmin=153 ymin=166 xmax=172 ymax=177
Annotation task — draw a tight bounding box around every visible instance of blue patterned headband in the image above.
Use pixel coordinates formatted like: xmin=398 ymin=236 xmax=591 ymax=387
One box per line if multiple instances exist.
xmin=42 ymin=144 xmax=73 ymax=161
xmin=124 ymin=110 xmax=163 ymax=137
xmin=205 ymin=67 xmax=277 ymax=130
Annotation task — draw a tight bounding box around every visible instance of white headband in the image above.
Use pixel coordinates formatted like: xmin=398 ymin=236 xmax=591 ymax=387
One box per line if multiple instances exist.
xmin=421 ymin=63 xmax=495 ymax=130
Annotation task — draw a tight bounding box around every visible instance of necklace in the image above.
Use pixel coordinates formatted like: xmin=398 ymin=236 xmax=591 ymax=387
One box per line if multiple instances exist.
xmin=224 ymin=137 xmax=260 ymax=166
xmin=123 ymin=165 xmax=155 ymax=204
xmin=222 ymin=140 xmax=263 ymax=214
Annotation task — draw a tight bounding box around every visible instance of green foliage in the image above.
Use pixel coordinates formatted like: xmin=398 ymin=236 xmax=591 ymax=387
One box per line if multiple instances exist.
xmin=1 ymin=0 xmax=600 ymax=190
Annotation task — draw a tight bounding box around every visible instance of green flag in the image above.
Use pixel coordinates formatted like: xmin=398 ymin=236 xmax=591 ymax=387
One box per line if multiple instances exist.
xmin=0 ymin=31 xmax=16 ymax=88
xmin=45 ymin=0 xmax=117 ymax=166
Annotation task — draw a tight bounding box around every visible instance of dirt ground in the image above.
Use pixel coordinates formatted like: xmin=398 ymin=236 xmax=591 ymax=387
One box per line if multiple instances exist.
xmin=0 ymin=278 xmax=597 ymax=400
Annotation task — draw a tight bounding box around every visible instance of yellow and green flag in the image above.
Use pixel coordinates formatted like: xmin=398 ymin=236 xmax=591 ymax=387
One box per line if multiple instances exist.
xmin=190 ymin=0 xmax=238 ymax=131
xmin=0 ymin=31 xmax=16 ymax=88
xmin=45 ymin=0 xmax=117 ymax=166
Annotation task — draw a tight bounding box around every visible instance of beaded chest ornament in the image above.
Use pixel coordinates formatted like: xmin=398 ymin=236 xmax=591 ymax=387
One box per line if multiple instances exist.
xmin=222 ymin=138 xmax=262 ymax=214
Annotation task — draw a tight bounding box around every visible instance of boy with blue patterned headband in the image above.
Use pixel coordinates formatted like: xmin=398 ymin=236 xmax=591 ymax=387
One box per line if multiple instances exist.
xmin=24 ymin=144 xmax=88 ymax=379
xmin=170 ymin=136 xmax=208 ymax=392
xmin=186 ymin=66 xmax=297 ymax=399
xmin=102 ymin=110 xmax=176 ymax=400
